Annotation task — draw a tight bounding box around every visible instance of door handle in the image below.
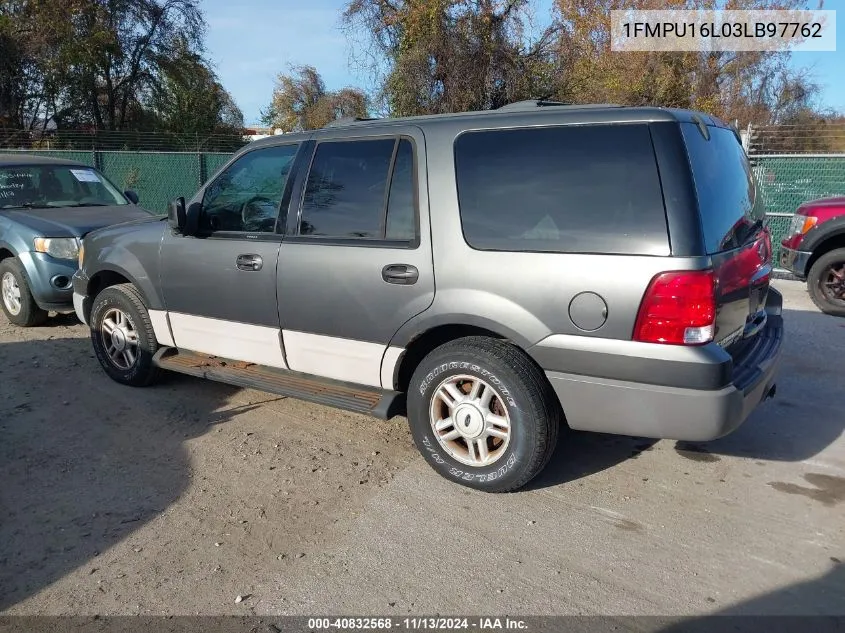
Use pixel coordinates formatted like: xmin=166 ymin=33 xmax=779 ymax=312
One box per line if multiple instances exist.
xmin=236 ymin=254 xmax=263 ymax=271
xmin=382 ymin=264 xmax=419 ymax=285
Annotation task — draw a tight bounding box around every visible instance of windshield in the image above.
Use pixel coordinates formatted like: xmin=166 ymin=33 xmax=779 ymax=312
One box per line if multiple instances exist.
xmin=0 ymin=165 xmax=128 ymax=209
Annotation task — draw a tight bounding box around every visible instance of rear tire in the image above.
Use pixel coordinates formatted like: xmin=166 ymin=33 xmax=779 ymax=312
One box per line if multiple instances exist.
xmin=0 ymin=259 xmax=48 ymax=327
xmin=807 ymin=248 xmax=845 ymax=317
xmin=407 ymin=336 xmax=561 ymax=492
xmin=89 ymin=283 xmax=161 ymax=386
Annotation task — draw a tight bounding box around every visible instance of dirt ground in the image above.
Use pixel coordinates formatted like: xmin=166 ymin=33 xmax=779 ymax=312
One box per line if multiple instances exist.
xmin=1 ymin=279 xmax=843 ymax=617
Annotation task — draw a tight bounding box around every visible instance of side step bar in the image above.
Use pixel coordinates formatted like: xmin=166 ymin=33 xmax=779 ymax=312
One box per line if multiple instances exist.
xmin=153 ymin=348 xmax=405 ymax=420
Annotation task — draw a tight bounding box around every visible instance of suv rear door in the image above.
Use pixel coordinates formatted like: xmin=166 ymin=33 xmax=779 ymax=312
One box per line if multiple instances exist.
xmin=681 ymin=122 xmax=772 ymax=353
xmin=276 ymin=127 xmax=434 ymax=389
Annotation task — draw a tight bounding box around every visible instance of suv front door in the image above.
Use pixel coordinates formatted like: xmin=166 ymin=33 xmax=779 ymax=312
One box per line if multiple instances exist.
xmin=159 ymin=142 xmax=305 ymax=367
xmin=277 ymin=129 xmax=434 ymax=388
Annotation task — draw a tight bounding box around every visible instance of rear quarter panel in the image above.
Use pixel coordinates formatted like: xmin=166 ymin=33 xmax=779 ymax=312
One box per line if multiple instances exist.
xmin=389 ymin=117 xmax=709 ymax=350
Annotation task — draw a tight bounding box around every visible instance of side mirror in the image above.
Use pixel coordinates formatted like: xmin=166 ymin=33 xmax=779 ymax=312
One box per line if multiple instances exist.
xmin=124 ymin=190 xmax=139 ymax=204
xmin=168 ymin=197 xmax=187 ymax=233
xmin=185 ymin=201 xmax=202 ymax=236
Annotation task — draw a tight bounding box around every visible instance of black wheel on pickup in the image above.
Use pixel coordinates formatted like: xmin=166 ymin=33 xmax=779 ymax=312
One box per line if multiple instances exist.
xmin=407 ymin=336 xmax=561 ymax=492
xmin=807 ymin=247 xmax=845 ymax=317
xmin=0 ymin=258 xmax=48 ymax=327
xmin=89 ymin=283 xmax=161 ymax=386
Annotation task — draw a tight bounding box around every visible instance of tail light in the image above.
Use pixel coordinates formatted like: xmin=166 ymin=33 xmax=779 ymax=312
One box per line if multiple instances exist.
xmin=762 ymin=228 xmax=772 ymax=263
xmin=634 ymin=270 xmax=716 ymax=345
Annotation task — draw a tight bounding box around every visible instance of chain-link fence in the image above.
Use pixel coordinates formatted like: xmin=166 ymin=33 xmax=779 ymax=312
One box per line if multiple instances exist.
xmin=746 ymin=121 xmax=845 ymax=266
xmin=3 ymin=126 xmax=845 ymax=264
xmin=0 ymin=129 xmax=248 ymax=214
xmin=0 ymin=149 xmax=234 ymax=214
xmin=751 ymin=154 xmax=845 ymax=265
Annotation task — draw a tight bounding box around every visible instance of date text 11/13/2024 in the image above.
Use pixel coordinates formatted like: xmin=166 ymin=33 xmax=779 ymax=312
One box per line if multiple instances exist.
xmin=307 ymin=617 xmax=529 ymax=630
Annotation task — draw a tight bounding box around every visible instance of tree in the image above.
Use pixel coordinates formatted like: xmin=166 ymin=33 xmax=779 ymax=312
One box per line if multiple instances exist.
xmin=0 ymin=0 xmax=69 ymax=130
xmin=150 ymin=38 xmax=244 ymax=142
xmin=262 ymin=65 xmax=369 ymax=132
xmin=345 ymin=0 xmax=829 ymax=127
xmin=0 ymin=0 xmax=209 ymax=132
xmin=343 ymin=0 xmax=558 ymax=116
xmin=58 ymin=0 xmax=206 ymax=130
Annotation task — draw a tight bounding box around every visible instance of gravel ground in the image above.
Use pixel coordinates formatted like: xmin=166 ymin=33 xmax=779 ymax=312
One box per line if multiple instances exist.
xmin=0 ymin=279 xmax=843 ymax=617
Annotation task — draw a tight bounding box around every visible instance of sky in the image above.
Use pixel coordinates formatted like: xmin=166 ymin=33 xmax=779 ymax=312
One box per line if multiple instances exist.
xmin=203 ymin=0 xmax=845 ymax=126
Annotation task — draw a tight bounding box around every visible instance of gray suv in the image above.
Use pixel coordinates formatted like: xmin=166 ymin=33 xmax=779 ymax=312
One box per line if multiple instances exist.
xmin=73 ymin=101 xmax=783 ymax=492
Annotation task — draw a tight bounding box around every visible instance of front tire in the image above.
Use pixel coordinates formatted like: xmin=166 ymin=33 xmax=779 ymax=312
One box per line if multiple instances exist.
xmin=807 ymin=248 xmax=845 ymax=317
xmin=89 ymin=284 xmax=161 ymax=386
xmin=407 ymin=337 xmax=561 ymax=492
xmin=0 ymin=259 xmax=48 ymax=327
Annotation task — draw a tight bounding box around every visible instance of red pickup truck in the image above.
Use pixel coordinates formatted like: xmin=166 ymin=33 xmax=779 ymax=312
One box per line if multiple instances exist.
xmin=780 ymin=196 xmax=845 ymax=316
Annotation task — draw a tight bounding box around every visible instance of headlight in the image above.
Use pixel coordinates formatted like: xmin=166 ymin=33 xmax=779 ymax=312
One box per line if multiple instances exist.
xmin=78 ymin=242 xmax=85 ymax=269
xmin=33 ymin=237 xmax=80 ymax=260
xmin=788 ymin=214 xmax=817 ymax=237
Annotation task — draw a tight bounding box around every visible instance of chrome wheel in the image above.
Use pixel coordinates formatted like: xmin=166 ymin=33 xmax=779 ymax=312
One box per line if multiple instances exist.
xmin=1 ymin=271 xmax=21 ymax=316
xmin=429 ymin=374 xmax=511 ymax=467
xmin=100 ymin=308 xmax=139 ymax=370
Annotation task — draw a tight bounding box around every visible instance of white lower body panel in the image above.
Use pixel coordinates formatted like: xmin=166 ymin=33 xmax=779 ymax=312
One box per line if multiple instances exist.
xmin=157 ymin=314 xmax=404 ymax=390
xmin=282 ymin=330 xmax=386 ymax=388
xmin=168 ymin=312 xmax=287 ymax=369
xmin=148 ymin=310 xmax=175 ymax=347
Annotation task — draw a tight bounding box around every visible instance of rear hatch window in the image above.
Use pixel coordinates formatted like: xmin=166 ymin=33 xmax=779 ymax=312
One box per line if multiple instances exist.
xmin=682 ymin=122 xmax=772 ymax=354
xmin=681 ymin=122 xmax=765 ymax=253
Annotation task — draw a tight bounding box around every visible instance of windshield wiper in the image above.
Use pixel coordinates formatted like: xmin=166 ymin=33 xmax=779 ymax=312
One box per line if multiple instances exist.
xmin=0 ymin=202 xmax=51 ymax=210
xmin=40 ymin=202 xmax=112 ymax=208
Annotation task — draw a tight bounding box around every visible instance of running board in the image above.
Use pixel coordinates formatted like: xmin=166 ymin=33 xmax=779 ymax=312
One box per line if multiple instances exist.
xmin=153 ymin=348 xmax=405 ymax=419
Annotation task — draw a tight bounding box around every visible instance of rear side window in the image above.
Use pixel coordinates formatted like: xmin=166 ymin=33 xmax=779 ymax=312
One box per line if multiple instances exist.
xmin=454 ymin=124 xmax=669 ymax=255
xmin=300 ymin=138 xmax=420 ymax=242
xmin=681 ymin=123 xmax=764 ymax=253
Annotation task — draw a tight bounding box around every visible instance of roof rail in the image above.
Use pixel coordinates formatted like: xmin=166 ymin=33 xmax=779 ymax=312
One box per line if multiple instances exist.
xmin=324 ymin=116 xmax=380 ymax=128
xmin=496 ymin=100 xmax=622 ymax=112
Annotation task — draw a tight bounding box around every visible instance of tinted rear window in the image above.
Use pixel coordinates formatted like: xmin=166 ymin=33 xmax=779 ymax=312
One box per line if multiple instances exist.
xmin=681 ymin=123 xmax=764 ymax=254
xmin=454 ymin=124 xmax=669 ymax=255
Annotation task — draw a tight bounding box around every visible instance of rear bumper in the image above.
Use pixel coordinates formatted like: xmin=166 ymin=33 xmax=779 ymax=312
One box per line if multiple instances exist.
xmin=540 ymin=290 xmax=784 ymax=442
xmin=779 ymin=245 xmax=811 ymax=279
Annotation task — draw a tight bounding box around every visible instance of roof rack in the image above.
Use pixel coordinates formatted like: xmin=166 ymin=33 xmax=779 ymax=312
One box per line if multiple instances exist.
xmin=496 ymin=100 xmax=622 ymax=112
xmin=324 ymin=116 xmax=381 ymax=128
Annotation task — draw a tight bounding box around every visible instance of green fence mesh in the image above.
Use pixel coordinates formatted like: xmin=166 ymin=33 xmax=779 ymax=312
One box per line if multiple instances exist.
xmin=752 ymin=156 xmax=845 ymax=264
xmin=98 ymin=152 xmax=202 ymax=216
xmin=5 ymin=149 xmax=845 ymax=268
xmin=3 ymin=149 xmax=233 ymax=215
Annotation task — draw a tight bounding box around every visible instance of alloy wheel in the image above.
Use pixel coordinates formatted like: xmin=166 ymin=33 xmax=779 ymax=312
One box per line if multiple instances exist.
xmin=1 ymin=271 xmax=22 ymax=316
xmin=429 ymin=374 xmax=511 ymax=467
xmin=100 ymin=307 xmax=140 ymax=370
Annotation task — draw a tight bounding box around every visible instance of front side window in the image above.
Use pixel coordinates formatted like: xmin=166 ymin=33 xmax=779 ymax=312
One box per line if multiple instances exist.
xmin=299 ymin=138 xmax=417 ymax=242
xmin=201 ymin=144 xmax=299 ymax=233
xmin=454 ymin=124 xmax=669 ymax=255
xmin=0 ymin=165 xmax=128 ymax=209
